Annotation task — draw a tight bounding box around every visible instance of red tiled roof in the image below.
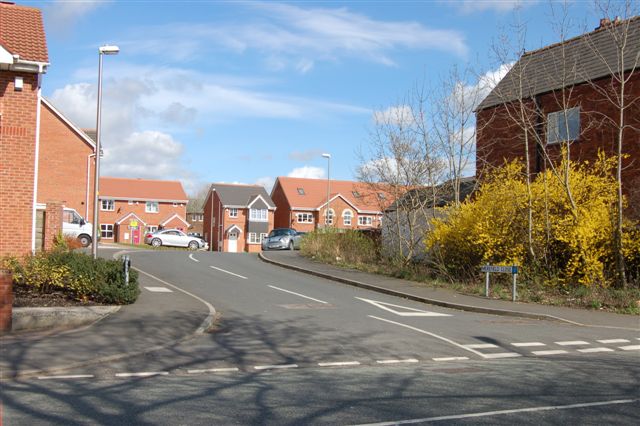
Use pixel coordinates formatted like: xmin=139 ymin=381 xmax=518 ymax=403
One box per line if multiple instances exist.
xmin=274 ymin=177 xmax=393 ymax=213
xmin=100 ymin=177 xmax=188 ymax=202
xmin=0 ymin=2 xmax=48 ymax=63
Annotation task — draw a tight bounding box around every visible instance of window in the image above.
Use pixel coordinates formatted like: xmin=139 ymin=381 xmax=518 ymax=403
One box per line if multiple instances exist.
xmin=325 ymin=209 xmax=334 ymax=225
xmin=352 ymin=191 xmax=361 ymax=198
xmin=146 ymin=225 xmax=158 ymax=233
xmin=342 ymin=210 xmax=352 ymax=226
xmin=100 ymin=224 xmax=113 ymax=238
xmin=297 ymin=187 xmax=305 ymax=195
xmin=191 ymin=213 xmax=203 ymax=222
xmin=358 ymin=216 xmax=373 ymax=226
xmin=146 ymin=201 xmax=159 ymax=213
xmin=378 ymin=193 xmax=386 ymax=200
xmin=250 ymin=208 xmax=268 ymax=222
xmin=101 ymin=199 xmax=114 ymax=211
xmin=229 ymin=208 xmax=238 ymax=218
xmin=296 ymin=213 xmax=313 ymax=223
xmin=63 ymin=209 xmax=82 ymax=224
xmin=248 ymin=232 xmax=261 ymax=244
xmin=547 ymin=107 xmax=580 ymax=144
xmin=260 ymin=233 xmax=267 ymax=242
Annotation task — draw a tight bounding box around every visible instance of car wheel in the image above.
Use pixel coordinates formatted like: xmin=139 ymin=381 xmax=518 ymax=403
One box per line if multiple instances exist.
xmin=288 ymin=240 xmax=294 ymax=250
xmin=151 ymin=238 xmax=162 ymax=247
xmin=188 ymin=240 xmax=199 ymax=250
xmin=78 ymin=235 xmax=91 ymax=247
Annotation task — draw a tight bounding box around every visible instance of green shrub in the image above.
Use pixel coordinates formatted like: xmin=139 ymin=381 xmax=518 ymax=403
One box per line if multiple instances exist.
xmin=1 ymin=249 xmax=139 ymax=305
xmin=301 ymin=228 xmax=378 ymax=266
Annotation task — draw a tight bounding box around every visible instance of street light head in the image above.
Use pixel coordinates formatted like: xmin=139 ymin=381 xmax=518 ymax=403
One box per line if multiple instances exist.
xmin=322 ymin=153 xmax=331 ymax=159
xmin=99 ymin=45 xmax=120 ymax=55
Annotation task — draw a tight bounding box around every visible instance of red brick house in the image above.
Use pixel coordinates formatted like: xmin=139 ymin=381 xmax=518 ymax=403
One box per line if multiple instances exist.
xmin=203 ymin=183 xmax=275 ymax=253
xmin=270 ymin=177 xmax=392 ymax=232
xmin=98 ymin=177 xmax=188 ymax=244
xmin=476 ymin=17 xmax=640 ymax=217
xmin=0 ymin=2 xmax=50 ymax=257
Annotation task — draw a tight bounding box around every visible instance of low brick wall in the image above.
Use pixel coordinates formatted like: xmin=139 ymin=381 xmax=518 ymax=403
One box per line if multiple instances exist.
xmin=0 ymin=269 xmax=13 ymax=333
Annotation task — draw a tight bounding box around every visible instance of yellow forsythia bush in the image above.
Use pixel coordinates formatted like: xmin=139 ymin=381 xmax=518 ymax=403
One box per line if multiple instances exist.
xmin=427 ymin=153 xmax=631 ymax=287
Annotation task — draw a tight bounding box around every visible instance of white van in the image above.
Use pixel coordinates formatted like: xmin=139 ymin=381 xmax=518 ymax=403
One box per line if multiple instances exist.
xmin=62 ymin=207 xmax=93 ymax=247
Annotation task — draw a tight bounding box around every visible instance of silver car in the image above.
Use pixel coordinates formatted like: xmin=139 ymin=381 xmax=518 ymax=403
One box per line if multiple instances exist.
xmin=144 ymin=229 xmax=208 ymax=250
xmin=262 ymin=228 xmax=304 ymax=250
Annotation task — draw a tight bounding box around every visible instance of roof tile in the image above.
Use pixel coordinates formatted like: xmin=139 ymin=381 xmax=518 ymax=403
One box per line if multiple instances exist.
xmin=0 ymin=2 xmax=48 ymax=63
xmin=100 ymin=177 xmax=188 ymax=201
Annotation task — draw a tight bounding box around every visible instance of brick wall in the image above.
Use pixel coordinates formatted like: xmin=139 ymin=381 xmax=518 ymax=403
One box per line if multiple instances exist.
xmin=476 ymin=73 xmax=640 ymax=218
xmin=0 ymin=270 xmax=12 ymax=333
xmin=186 ymin=212 xmax=204 ymax=235
xmin=0 ymin=71 xmax=40 ymax=257
xmin=98 ymin=200 xmax=187 ymax=241
xmin=38 ymin=101 xmax=95 ymax=217
xmin=43 ymin=202 xmax=63 ymax=251
xmin=271 ymin=183 xmax=292 ymax=229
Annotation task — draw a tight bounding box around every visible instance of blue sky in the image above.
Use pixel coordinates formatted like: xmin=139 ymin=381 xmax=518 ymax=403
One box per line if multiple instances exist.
xmin=27 ymin=0 xmax=598 ymax=194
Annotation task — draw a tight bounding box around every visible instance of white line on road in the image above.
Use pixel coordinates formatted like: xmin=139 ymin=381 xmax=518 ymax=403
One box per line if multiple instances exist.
xmin=463 ymin=344 xmax=498 ymax=349
xmin=356 ymin=297 xmax=452 ymax=317
xmin=318 ymin=361 xmax=361 ymax=367
xmin=619 ymin=345 xmax=640 ymax=351
xmin=188 ymin=253 xmax=199 ymax=262
xmin=144 ymin=286 xmax=173 ymax=293
xmin=432 ymin=357 xmax=469 ymax=362
xmin=37 ymin=375 xmax=94 ymax=380
xmin=210 ymin=265 xmax=247 ymax=279
xmin=511 ymin=342 xmax=546 ymax=347
xmin=353 ymin=399 xmax=639 ymax=426
xmin=187 ymin=368 xmax=239 ymax=374
xmin=482 ymin=352 xmax=522 ymax=359
xmin=115 ymin=372 xmax=169 ymax=378
xmin=532 ymin=350 xmax=568 ymax=356
xmin=376 ymin=359 xmax=420 ymax=364
xmin=254 ymin=364 xmax=298 ymax=370
xmin=267 ymin=285 xmax=328 ymax=304
xmin=368 ymin=316 xmax=487 ymax=359
xmin=555 ymin=340 xmax=590 ymax=346
xmin=577 ymin=347 xmax=614 ymax=353
xmin=597 ymin=339 xmax=629 ymax=344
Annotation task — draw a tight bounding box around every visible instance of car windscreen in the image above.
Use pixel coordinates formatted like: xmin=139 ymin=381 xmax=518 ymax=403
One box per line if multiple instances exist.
xmin=269 ymin=229 xmax=290 ymax=237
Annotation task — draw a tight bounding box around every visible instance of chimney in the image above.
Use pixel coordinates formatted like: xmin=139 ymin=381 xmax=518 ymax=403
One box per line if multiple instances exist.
xmin=596 ymin=17 xmax=611 ymax=30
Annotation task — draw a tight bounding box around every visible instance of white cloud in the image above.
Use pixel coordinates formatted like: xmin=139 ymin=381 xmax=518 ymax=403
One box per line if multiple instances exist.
xmin=373 ymin=105 xmax=415 ymax=127
xmin=287 ymin=166 xmax=326 ymax=179
xmin=44 ymin=0 xmax=108 ymax=34
xmin=255 ymin=176 xmax=276 ymax=193
xmin=470 ymin=63 xmax=513 ymax=107
xmin=446 ymin=0 xmax=539 ymax=14
xmin=120 ymin=3 xmax=467 ymax=72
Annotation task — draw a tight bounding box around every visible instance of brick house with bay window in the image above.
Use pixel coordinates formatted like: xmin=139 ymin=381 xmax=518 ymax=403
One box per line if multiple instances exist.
xmin=270 ymin=177 xmax=392 ymax=232
xmin=203 ymin=183 xmax=275 ymax=253
xmin=476 ymin=16 xmax=640 ymax=218
xmin=98 ymin=177 xmax=188 ymax=244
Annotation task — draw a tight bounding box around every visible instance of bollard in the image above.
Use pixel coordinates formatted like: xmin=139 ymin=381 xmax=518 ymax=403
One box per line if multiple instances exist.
xmin=0 ymin=269 xmax=13 ymax=333
xmin=123 ymin=255 xmax=131 ymax=286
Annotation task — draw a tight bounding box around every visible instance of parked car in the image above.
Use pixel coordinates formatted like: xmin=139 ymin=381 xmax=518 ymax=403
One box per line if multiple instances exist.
xmin=144 ymin=229 xmax=208 ymax=250
xmin=262 ymin=228 xmax=304 ymax=251
xmin=187 ymin=232 xmax=203 ymax=239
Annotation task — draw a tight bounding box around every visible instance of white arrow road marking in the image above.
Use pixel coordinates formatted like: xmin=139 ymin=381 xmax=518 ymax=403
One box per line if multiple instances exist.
xmin=268 ymin=285 xmax=328 ymax=304
xmin=188 ymin=254 xmax=199 ymax=262
xmin=369 ymin=316 xmax=486 ymax=358
xmin=356 ymin=297 xmax=451 ymax=317
xmin=210 ymin=266 xmax=247 ymax=279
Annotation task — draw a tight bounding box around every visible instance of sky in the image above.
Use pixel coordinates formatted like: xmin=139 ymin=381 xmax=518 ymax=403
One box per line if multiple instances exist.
xmin=25 ymin=0 xmax=602 ymax=195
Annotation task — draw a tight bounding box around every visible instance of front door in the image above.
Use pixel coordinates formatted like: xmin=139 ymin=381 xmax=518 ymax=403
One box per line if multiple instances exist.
xmin=132 ymin=227 xmax=140 ymax=244
xmin=228 ymin=231 xmax=238 ymax=253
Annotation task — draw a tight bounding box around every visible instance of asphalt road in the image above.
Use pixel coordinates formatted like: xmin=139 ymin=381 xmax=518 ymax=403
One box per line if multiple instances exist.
xmin=2 ymin=250 xmax=639 ymax=425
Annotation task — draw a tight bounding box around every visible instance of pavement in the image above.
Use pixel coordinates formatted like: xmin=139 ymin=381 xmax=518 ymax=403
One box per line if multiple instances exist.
xmin=259 ymin=250 xmax=640 ymax=331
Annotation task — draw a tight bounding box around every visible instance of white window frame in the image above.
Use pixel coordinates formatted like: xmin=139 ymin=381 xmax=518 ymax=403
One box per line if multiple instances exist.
xmin=260 ymin=233 xmax=267 ymax=242
xmin=229 ymin=208 xmax=238 ymax=218
xmin=146 ymin=225 xmax=158 ymax=233
xmin=547 ymin=107 xmax=580 ymax=145
xmin=342 ymin=209 xmax=353 ymax=226
xmin=145 ymin=201 xmax=159 ymax=213
xmin=249 ymin=208 xmax=268 ymax=222
xmin=326 ymin=208 xmax=335 ymax=225
xmin=100 ymin=224 xmax=113 ymax=238
xmin=248 ymin=232 xmax=260 ymax=244
xmin=101 ymin=199 xmax=114 ymax=211
xmin=358 ymin=216 xmax=373 ymax=226
xmin=296 ymin=212 xmax=314 ymax=223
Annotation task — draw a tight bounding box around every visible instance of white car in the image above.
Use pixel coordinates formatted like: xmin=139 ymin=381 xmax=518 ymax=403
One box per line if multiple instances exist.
xmin=144 ymin=229 xmax=208 ymax=250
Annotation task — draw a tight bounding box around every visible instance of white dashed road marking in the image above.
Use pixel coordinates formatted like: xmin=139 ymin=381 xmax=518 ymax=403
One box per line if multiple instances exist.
xmin=463 ymin=344 xmax=498 ymax=349
xmin=555 ymin=341 xmax=590 ymax=346
xmin=37 ymin=375 xmax=94 ymax=380
xmin=318 ymin=361 xmax=361 ymax=367
xmin=210 ymin=266 xmax=247 ymax=279
xmin=577 ymin=347 xmax=614 ymax=353
xmin=619 ymin=345 xmax=640 ymax=351
xmin=597 ymin=339 xmax=629 ymax=344
xmin=254 ymin=364 xmax=298 ymax=370
xmin=144 ymin=287 xmax=173 ymax=293
xmin=376 ymin=359 xmax=420 ymax=364
xmin=512 ymin=342 xmax=545 ymax=347
xmin=433 ymin=357 xmax=469 ymax=362
xmin=188 ymin=253 xmax=199 ymax=262
xmin=115 ymin=372 xmax=169 ymax=378
xmin=482 ymin=352 xmax=522 ymax=359
xmin=268 ymin=285 xmax=328 ymax=304
xmin=187 ymin=368 xmax=239 ymax=374
xmin=532 ymin=350 xmax=568 ymax=356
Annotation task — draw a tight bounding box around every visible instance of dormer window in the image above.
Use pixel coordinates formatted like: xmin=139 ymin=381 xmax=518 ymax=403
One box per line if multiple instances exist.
xmin=297 ymin=188 xmax=305 ymax=195
xmin=352 ymin=191 xmax=360 ymax=198
xmin=378 ymin=193 xmax=386 ymax=200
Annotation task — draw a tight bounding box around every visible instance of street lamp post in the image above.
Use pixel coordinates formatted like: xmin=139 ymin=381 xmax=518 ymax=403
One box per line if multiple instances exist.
xmin=322 ymin=153 xmax=331 ymax=227
xmin=92 ymin=45 xmax=119 ymax=259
